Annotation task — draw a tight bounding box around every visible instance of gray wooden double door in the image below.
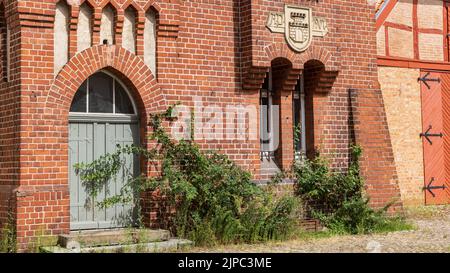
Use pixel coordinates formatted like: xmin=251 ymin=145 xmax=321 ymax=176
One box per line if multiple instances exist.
xmin=69 ymin=120 xmax=140 ymax=230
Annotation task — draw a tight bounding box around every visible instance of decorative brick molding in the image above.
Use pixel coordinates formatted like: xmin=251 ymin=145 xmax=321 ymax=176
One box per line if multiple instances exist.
xmin=243 ymin=45 xmax=338 ymax=92
xmin=264 ymin=43 xmax=338 ymax=71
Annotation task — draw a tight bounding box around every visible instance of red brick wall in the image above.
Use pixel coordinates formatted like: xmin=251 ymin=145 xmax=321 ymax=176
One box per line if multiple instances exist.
xmin=0 ymin=0 xmax=403 ymax=249
xmin=0 ymin=0 xmax=19 ymax=234
xmin=244 ymin=0 xmax=401 ymax=211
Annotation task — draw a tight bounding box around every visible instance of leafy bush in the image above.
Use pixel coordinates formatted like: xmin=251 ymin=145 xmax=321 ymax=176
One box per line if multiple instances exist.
xmin=293 ymin=146 xmax=364 ymax=213
xmin=76 ymin=106 xmax=300 ymax=246
xmin=293 ymin=146 xmax=410 ymax=235
xmin=0 ymin=210 xmax=16 ymax=253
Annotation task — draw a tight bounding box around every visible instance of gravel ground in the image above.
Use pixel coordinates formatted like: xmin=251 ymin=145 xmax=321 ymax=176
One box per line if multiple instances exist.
xmin=188 ymin=206 xmax=450 ymax=253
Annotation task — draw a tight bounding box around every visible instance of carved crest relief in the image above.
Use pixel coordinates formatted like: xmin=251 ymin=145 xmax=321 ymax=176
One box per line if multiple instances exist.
xmin=285 ymin=6 xmax=312 ymax=52
xmin=266 ymin=5 xmax=329 ymax=53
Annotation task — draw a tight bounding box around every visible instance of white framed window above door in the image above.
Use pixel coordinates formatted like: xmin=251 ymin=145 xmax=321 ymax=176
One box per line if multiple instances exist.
xmin=69 ymin=70 xmax=138 ymax=123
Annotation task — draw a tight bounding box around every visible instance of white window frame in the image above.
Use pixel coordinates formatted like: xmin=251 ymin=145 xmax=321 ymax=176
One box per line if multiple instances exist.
xmin=69 ymin=70 xmax=138 ymax=122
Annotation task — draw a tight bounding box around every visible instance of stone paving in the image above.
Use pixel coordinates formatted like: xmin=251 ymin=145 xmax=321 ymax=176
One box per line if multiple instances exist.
xmin=189 ymin=206 xmax=450 ymax=253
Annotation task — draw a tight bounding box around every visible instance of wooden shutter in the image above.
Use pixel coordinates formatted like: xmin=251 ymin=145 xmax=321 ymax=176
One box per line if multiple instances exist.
xmin=440 ymin=73 xmax=450 ymax=204
xmin=421 ymin=71 xmax=450 ymax=205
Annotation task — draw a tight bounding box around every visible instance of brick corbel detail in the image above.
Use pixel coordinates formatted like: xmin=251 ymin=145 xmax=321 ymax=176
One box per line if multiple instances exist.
xmin=136 ymin=10 xmax=145 ymax=58
xmin=16 ymin=4 xmax=53 ymax=29
xmin=243 ymin=66 xmax=269 ymax=91
xmin=68 ymin=5 xmax=80 ymax=58
xmin=244 ymin=44 xmax=339 ymax=92
xmin=115 ymin=10 xmax=124 ymax=47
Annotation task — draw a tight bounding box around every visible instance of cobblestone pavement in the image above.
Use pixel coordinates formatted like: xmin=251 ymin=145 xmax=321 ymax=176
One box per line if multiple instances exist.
xmin=189 ymin=206 xmax=450 ymax=253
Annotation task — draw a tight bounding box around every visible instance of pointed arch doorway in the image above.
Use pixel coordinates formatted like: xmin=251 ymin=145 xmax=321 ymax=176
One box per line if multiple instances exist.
xmin=68 ymin=70 xmax=140 ymax=230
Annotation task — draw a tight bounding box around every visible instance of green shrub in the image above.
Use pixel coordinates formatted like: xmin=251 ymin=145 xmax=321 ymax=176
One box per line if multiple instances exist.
xmin=76 ymin=106 xmax=300 ymax=246
xmin=293 ymin=145 xmax=364 ymax=213
xmin=260 ymin=196 xmax=300 ymax=241
xmin=0 ymin=210 xmax=16 ymax=253
xmin=293 ymin=146 xmax=410 ymax=235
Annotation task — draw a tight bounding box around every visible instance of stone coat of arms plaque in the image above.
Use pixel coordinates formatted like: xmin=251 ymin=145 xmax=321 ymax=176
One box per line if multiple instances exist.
xmin=266 ymin=5 xmax=328 ymax=53
xmin=285 ymin=5 xmax=312 ymax=53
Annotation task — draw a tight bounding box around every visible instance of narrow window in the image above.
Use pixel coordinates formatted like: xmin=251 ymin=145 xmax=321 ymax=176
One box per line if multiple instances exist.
xmin=293 ymin=75 xmax=307 ymax=160
xmin=260 ymin=72 xmax=271 ymax=151
xmin=123 ymin=7 xmax=137 ymax=53
xmin=260 ymin=69 xmax=275 ymax=157
xmin=54 ymin=1 xmax=70 ymax=75
xmin=77 ymin=3 xmax=93 ymax=52
xmin=144 ymin=9 xmax=157 ymax=75
xmin=100 ymin=5 xmax=116 ymax=45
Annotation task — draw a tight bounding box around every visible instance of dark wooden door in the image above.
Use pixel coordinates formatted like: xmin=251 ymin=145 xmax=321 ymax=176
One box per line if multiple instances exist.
xmin=421 ymin=71 xmax=450 ymax=205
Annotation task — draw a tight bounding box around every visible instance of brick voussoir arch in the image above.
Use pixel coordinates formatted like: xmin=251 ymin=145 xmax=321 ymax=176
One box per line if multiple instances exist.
xmin=122 ymin=0 xmax=144 ymax=12
xmin=46 ymin=45 xmax=164 ymax=116
xmin=264 ymin=43 xmax=337 ymax=71
xmin=99 ymin=0 xmax=121 ymax=10
xmin=143 ymin=1 xmax=167 ymax=13
xmin=74 ymin=0 xmax=97 ymax=7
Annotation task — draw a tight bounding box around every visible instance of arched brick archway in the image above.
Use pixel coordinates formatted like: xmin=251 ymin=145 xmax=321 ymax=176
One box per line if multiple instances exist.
xmin=244 ymin=44 xmax=339 ymax=92
xmin=264 ymin=43 xmax=338 ymax=71
xmin=46 ymin=44 xmax=164 ymax=177
xmin=39 ymin=44 xmax=163 ymax=235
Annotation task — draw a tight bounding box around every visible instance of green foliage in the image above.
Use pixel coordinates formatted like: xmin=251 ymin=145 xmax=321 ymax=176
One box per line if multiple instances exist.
xmin=293 ymin=145 xmax=364 ymax=213
xmin=293 ymin=123 xmax=302 ymax=150
xmin=75 ymin=106 xmax=300 ymax=246
xmin=0 ymin=210 xmax=16 ymax=253
xmin=293 ymin=145 xmax=410 ymax=235
xmin=260 ymin=196 xmax=300 ymax=241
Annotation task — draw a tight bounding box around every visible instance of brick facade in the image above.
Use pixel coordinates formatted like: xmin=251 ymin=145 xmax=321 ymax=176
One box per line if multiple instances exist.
xmin=0 ymin=0 xmax=403 ymax=250
xmin=377 ymin=0 xmax=450 ymax=207
xmin=0 ymin=0 xmax=19 ymax=241
xmin=378 ymin=67 xmax=424 ymax=206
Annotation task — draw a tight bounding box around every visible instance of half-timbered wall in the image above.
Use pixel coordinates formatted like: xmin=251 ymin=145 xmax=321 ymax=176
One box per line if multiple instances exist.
xmin=377 ymin=0 xmax=450 ymax=206
xmin=377 ymin=0 xmax=446 ymax=62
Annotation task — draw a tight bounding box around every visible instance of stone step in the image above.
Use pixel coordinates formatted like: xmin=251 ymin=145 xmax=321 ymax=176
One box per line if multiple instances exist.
xmin=260 ymin=168 xmax=281 ymax=175
xmin=41 ymin=239 xmax=193 ymax=253
xmin=57 ymin=229 xmax=171 ymax=249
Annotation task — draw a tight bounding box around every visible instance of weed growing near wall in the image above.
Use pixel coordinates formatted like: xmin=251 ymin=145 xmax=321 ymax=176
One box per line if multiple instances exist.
xmin=76 ymin=106 xmax=301 ymax=246
xmin=0 ymin=210 xmax=16 ymax=253
xmin=291 ymin=146 xmax=412 ymax=234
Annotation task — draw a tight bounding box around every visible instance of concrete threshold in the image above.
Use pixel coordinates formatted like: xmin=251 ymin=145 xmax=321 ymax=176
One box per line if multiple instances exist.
xmin=41 ymin=239 xmax=193 ymax=253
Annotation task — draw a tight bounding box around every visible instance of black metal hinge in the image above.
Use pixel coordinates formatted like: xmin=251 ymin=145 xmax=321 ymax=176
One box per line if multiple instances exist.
xmin=420 ymin=125 xmax=443 ymax=145
xmin=418 ymin=72 xmax=441 ymax=89
xmin=423 ymin=178 xmax=447 ymax=198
